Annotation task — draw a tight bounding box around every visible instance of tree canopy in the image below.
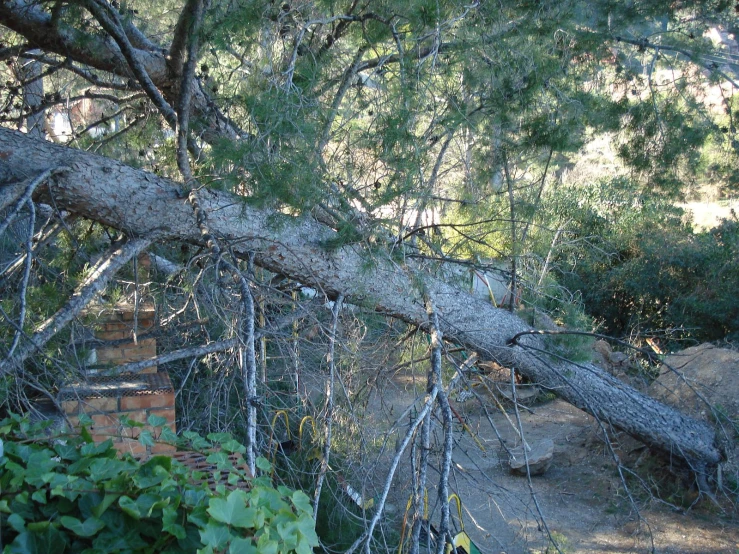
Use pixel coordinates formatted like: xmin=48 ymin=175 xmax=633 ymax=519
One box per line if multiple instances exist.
xmin=1 ymin=0 xmax=738 ymax=551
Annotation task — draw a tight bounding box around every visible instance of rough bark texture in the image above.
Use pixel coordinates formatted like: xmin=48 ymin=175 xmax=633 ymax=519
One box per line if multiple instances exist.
xmin=0 ymin=127 xmax=723 ymax=471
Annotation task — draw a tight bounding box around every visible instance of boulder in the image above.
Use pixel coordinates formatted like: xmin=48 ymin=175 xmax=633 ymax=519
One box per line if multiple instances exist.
xmin=509 ymin=438 xmax=554 ymax=476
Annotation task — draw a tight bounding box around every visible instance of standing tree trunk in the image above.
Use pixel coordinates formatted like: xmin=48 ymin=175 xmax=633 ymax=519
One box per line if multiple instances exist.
xmin=0 ymin=127 xmax=723 ymax=474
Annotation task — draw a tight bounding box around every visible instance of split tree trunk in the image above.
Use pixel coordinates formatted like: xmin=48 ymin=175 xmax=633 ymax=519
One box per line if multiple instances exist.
xmin=0 ymin=127 xmax=723 ymax=472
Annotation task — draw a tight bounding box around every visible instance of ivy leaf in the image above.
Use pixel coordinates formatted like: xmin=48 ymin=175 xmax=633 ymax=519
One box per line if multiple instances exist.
xmin=8 ymin=525 xmax=68 ymax=554
xmin=80 ymin=439 xmax=113 ymax=457
xmin=205 ymin=451 xmax=229 ymax=467
xmin=147 ymin=414 xmax=168 ymax=427
xmin=207 ymin=490 xmax=254 ymax=528
xmin=296 ymin=513 xmax=319 ymax=550
xmin=121 ymin=416 xmax=144 ymax=428
xmin=255 ymin=457 xmax=271 ymax=472
xmin=159 ymin=426 xmax=178 ymax=443
xmin=256 ymin=532 xmax=278 ymax=554
xmin=138 ymin=429 xmax=155 ymax=447
xmin=118 ymin=496 xmax=141 ymax=519
xmin=229 ymin=537 xmax=257 ymax=554
xmin=206 ymin=432 xmax=233 ymax=443
xmin=132 ymin=457 xmax=171 ymax=488
xmin=276 ymin=520 xmax=300 ymax=550
xmin=89 ymin=458 xmax=134 ymax=481
xmin=219 ymin=439 xmax=246 ymax=454
xmin=24 ymin=451 xmax=59 ymax=487
xmin=60 ymin=515 xmax=106 ymax=537
xmin=53 ymin=442 xmax=80 ymax=461
xmin=135 ymin=492 xmax=170 ymax=517
xmin=199 ymin=522 xmax=232 ymax=550
xmin=91 ymin=491 xmax=120 ymax=518
xmin=290 ymin=490 xmax=312 ymax=515
xmin=162 ymin=506 xmax=186 ymax=540
xmin=8 ymin=512 xmax=25 ymax=532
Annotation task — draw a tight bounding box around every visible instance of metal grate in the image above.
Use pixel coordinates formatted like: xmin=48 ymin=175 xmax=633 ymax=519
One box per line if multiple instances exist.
xmin=169 ymin=450 xmax=253 ymax=491
xmin=58 ymin=372 xmax=173 ymax=401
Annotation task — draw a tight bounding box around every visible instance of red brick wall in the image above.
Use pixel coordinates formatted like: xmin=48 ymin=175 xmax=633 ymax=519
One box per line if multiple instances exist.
xmin=61 ymin=373 xmax=176 ymax=457
xmin=93 ymin=303 xmax=157 ymax=373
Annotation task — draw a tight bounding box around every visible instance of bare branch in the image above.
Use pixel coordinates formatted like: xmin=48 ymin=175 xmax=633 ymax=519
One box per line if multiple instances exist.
xmin=84 ymin=0 xmax=177 ymax=128
xmin=345 ymin=384 xmax=439 ymax=554
xmin=0 ymin=236 xmax=151 ymax=376
xmin=313 ymin=293 xmax=343 ymax=520
xmin=0 ymin=167 xmax=68 ymax=226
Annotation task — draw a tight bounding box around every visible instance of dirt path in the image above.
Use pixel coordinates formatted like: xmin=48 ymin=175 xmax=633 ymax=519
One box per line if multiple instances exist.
xmin=363 ymin=376 xmax=739 ymax=554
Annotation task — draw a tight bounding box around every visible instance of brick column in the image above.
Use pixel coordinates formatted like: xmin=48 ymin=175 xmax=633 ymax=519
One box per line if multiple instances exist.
xmin=60 ymin=372 xmax=176 ymax=457
xmin=91 ymin=302 xmax=157 ymax=373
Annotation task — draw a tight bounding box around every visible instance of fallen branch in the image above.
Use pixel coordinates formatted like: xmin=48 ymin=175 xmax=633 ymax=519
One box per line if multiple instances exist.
xmin=0 ymin=235 xmax=151 ymax=375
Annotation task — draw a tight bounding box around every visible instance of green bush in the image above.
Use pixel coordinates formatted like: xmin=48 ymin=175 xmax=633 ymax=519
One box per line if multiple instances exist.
xmin=0 ymin=414 xmax=319 ymax=554
xmin=550 ymin=178 xmax=739 ymax=344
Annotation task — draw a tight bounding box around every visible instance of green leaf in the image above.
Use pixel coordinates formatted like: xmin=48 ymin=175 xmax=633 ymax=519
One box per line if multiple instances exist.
xmin=276 ymin=520 xmax=299 ymax=550
xmin=219 ymin=439 xmax=245 ymax=454
xmin=135 ymin=492 xmax=170 ymax=517
xmin=138 ymin=429 xmax=155 ymax=447
xmin=147 ymin=414 xmax=168 ymax=427
xmin=8 ymin=525 xmax=68 ymax=554
xmin=121 ymin=416 xmax=144 ymax=428
xmin=53 ymin=442 xmax=80 ymax=461
xmin=31 ymin=490 xmax=47 ymax=505
xmin=207 ymin=490 xmax=254 ymax=528
xmin=159 ymin=426 xmax=178 ymax=443
xmin=118 ymin=496 xmax=141 ymax=519
xmin=295 ymin=513 xmax=319 ymax=547
xmin=132 ymin=457 xmax=171 ymax=488
xmin=255 ymin=457 xmax=271 ymax=472
xmin=89 ymin=458 xmax=134 ymax=482
xmin=290 ymin=490 xmax=312 ymax=515
xmin=162 ymin=506 xmax=187 ymax=540
xmin=229 ymin=537 xmax=257 ymax=554
xmin=206 ymin=432 xmax=233 ymax=443
xmin=25 ymin=521 xmax=50 ymax=532
xmin=91 ymin=492 xmax=120 ymax=518
xmin=60 ymin=515 xmax=106 ymax=537
xmin=199 ymin=522 xmax=232 ymax=550
xmin=24 ymin=451 xmax=59 ymax=486
xmin=80 ymin=440 xmax=114 ymax=457
xmin=8 ymin=512 xmax=25 ymax=532
xmin=256 ymin=533 xmax=278 ymax=554
xmin=205 ymin=451 xmax=229 ymax=467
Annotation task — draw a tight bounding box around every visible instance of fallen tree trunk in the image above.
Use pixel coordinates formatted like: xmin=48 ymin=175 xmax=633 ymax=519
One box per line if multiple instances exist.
xmin=0 ymin=127 xmax=723 ymax=473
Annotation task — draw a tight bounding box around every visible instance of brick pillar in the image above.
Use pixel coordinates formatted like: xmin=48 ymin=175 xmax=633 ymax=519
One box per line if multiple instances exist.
xmin=59 ymin=372 xmax=176 ymax=457
xmin=91 ymin=302 xmax=157 ymax=373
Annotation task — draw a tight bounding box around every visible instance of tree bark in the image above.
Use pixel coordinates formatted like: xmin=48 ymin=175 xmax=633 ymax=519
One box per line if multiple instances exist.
xmin=0 ymin=127 xmax=723 ymax=472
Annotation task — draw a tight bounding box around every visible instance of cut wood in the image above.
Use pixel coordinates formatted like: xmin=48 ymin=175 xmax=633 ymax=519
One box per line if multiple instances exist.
xmin=0 ymin=127 xmax=723 ymax=474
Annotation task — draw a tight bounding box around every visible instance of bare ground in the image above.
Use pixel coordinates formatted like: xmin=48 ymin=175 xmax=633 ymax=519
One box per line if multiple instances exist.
xmin=359 ymin=374 xmax=739 ymax=554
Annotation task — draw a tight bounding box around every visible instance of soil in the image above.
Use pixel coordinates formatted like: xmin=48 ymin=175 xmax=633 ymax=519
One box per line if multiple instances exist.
xmin=359 ymin=373 xmax=739 ymax=554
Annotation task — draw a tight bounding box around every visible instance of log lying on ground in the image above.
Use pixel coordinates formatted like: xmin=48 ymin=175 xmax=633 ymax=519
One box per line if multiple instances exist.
xmin=0 ymin=127 xmax=723 ymax=473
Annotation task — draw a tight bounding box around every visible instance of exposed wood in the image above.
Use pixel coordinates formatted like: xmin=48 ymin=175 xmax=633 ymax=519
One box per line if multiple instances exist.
xmin=0 ymin=127 xmax=723 ymax=473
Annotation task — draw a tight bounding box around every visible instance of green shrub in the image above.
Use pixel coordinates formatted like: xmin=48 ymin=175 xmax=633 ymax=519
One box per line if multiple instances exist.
xmin=0 ymin=413 xmax=318 ymax=554
xmin=551 ymin=178 xmax=739 ymax=344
